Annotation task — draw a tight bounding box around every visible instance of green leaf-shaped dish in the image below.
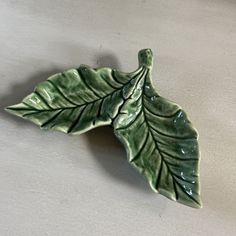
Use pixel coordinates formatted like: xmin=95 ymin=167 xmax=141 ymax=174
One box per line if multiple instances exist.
xmin=6 ymin=49 xmax=201 ymax=208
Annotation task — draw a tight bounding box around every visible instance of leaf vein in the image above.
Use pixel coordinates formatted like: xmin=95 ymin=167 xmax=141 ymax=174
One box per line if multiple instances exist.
xmin=34 ymin=91 xmax=52 ymax=109
xmin=67 ymin=106 xmax=87 ymax=133
xmin=47 ymin=80 xmax=79 ymax=106
xmin=77 ymin=69 xmax=102 ymax=99
xmin=41 ymin=109 xmax=64 ymax=128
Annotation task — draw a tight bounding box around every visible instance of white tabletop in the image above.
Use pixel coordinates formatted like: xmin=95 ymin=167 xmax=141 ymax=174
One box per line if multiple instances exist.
xmin=0 ymin=1 xmax=236 ymax=235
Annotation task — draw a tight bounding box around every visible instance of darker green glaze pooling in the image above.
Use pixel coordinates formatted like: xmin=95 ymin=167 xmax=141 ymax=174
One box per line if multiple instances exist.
xmin=6 ymin=49 xmax=201 ymax=208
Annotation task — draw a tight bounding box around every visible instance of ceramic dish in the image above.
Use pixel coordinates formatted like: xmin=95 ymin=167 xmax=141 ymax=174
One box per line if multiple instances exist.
xmin=6 ymin=49 xmax=201 ymax=208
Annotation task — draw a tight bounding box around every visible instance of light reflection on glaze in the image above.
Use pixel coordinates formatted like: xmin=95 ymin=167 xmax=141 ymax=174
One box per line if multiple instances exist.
xmin=181 ymin=171 xmax=186 ymax=180
xmin=43 ymin=88 xmax=52 ymax=101
xmin=30 ymin=97 xmax=40 ymax=105
xmin=181 ymin=148 xmax=186 ymax=154
xmin=150 ymin=96 xmax=158 ymax=102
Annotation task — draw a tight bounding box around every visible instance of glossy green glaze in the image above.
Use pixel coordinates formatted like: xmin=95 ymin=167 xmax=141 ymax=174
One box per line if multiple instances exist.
xmin=6 ymin=49 xmax=201 ymax=208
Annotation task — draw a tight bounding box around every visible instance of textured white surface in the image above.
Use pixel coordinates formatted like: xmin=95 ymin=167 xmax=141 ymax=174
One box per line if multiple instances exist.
xmin=0 ymin=1 xmax=236 ymax=235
